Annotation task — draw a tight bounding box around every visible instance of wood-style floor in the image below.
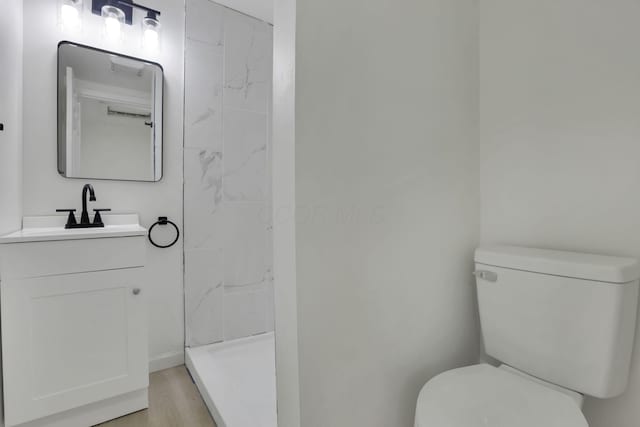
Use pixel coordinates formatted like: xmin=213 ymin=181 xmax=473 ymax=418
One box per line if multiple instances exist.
xmin=97 ymin=366 xmax=216 ymax=427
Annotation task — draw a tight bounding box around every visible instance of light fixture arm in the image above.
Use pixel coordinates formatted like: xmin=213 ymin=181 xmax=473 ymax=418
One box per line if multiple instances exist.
xmin=113 ymin=0 xmax=160 ymax=19
xmin=88 ymin=0 xmax=162 ymax=49
xmin=92 ymin=0 xmax=160 ymax=24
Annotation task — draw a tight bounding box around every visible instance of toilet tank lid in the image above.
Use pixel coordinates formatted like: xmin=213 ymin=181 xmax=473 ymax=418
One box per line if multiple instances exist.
xmin=475 ymin=246 xmax=640 ymax=283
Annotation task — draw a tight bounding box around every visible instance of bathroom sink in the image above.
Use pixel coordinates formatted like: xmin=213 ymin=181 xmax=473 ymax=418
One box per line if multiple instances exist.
xmin=0 ymin=214 xmax=147 ymax=243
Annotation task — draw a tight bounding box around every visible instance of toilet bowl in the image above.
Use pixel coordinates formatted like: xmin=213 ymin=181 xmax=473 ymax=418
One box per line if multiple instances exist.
xmin=415 ymin=364 xmax=587 ymax=427
xmin=415 ymin=246 xmax=640 ymax=426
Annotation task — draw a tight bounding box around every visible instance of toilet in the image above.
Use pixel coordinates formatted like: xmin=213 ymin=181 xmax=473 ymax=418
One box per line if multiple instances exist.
xmin=415 ymin=246 xmax=640 ymax=427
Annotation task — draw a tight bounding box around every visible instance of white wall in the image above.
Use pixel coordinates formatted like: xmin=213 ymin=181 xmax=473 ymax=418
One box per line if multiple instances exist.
xmin=479 ymin=1 xmax=640 ymax=426
xmin=294 ymin=0 xmax=480 ymax=425
xmin=0 ymin=2 xmax=23 ymax=424
xmin=0 ymin=0 xmax=23 ymax=236
xmin=22 ymin=0 xmax=185 ymax=370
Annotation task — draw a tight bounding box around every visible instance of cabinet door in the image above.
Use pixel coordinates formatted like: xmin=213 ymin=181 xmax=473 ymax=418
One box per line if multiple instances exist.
xmin=1 ymin=268 xmax=148 ymax=427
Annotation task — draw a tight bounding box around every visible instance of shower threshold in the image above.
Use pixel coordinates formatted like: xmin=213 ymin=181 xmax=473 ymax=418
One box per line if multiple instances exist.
xmin=185 ymin=332 xmax=277 ymax=427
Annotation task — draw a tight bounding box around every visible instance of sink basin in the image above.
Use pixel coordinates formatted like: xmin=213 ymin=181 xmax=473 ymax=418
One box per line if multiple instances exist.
xmin=0 ymin=214 xmax=147 ymax=244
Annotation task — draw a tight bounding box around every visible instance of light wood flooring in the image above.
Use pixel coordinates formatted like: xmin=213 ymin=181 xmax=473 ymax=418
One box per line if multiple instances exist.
xmin=97 ymin=366 xmax=216 ymax=427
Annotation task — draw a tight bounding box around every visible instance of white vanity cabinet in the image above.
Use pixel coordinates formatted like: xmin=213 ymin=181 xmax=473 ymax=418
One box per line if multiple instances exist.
xmin=0 ymin=215 xmax=149 ymax=427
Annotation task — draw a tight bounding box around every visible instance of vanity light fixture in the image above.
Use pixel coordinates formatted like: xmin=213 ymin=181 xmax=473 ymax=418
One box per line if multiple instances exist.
xmin=61 ymin=0 xmax=83 ymax=31
xmin=91 ymin=0 xmax=162 ymax=49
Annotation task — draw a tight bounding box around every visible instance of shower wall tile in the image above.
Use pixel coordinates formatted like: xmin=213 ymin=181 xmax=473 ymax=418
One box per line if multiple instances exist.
xmin=223 ymin=109 xmax=268 ymax=201
xmin=265 ymin=279 xmax=275 ymax=332
xmin=185 ymin=3 xmax=273 ymax=347
xmin=184 ymin=147 xmax=223 ymax=250
xmin=223 ymin=287 xmax=269 ymax=341
xmin=223 ymin=10 xmax=273 ymax=113
xmin=186 ymin=0 xmax=224 ymax=46
xmin=185 ymin=248 xmax=224 ymax=346
xmin=221 ymin=202 xmax=270 ymax=288
xmin=184 ymin=39 xmax=223 ymax=151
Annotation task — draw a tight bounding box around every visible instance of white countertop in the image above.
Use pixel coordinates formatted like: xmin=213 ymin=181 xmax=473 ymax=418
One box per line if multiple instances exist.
xmin=0 ymin=214 xmax=147 ymax=244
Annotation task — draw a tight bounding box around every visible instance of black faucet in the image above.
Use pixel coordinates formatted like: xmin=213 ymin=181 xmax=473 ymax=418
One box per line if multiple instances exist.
xmin=56 ymin=184 xmax=110 ymax=229
xmin=80 ymin=184 xmax=96 ymax=225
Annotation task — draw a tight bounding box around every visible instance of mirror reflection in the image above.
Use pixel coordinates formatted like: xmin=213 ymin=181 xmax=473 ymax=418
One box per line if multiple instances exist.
xmin=57 ymin=42 xmax=163 ymax=181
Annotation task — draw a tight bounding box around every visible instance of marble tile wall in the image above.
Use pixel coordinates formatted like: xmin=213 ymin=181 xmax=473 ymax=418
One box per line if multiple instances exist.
xmin=184 ymin=0 xmax=273 ymax=347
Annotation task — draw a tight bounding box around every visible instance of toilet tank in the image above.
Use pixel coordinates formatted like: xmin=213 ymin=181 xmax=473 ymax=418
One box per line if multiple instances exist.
xmin=475 ymin=246 xmax=640 ymax=398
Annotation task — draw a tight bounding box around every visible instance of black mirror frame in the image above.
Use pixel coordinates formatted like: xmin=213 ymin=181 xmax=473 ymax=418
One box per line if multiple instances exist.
xmin=56 ymin=40 xmax=165 ymax=182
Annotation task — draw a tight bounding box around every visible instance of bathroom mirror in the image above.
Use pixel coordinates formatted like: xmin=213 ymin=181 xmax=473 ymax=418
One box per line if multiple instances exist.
xmin=57 ymin=41 xmax=163 ymax=181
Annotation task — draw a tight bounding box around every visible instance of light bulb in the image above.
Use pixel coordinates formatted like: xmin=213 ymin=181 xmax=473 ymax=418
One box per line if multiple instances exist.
xmin=143 ymin=28 xmax=158 ymax=50
xmin=101 ymin=4 xmax=125 ymax=42
xmin=142 ymin=15 xmax=161 ymax=51
xmin=61 ymin=5 xmax=78 ymax=26
xmin=104 ymin=16 xmax=121 ymax=39
xmin=61 ymin=0 xmax=82 ymax=31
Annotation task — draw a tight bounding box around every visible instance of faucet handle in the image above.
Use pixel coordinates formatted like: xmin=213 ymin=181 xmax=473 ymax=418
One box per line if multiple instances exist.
xmin=92 ymin=208 xmax=111 ymax=226
xmin=56 ymin=209 xmax=77 ymax=228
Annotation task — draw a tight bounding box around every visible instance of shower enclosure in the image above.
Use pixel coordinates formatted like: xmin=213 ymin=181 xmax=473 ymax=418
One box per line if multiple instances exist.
xmin=182 ymin=0 xmax=275 ymax=425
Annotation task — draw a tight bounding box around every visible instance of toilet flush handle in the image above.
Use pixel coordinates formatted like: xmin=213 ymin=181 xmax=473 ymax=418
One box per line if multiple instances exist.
xmin=473 ymin=270 xmax=498 ymax=282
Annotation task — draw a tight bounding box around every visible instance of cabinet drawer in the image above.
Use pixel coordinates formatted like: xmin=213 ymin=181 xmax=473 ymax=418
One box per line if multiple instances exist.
xmin=0 ymin=236 xmax=145 ymax=279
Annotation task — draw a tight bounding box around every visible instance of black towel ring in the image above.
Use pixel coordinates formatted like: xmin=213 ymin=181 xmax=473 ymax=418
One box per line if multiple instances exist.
xmin=148 ymin=216 xmax=180 ymax=249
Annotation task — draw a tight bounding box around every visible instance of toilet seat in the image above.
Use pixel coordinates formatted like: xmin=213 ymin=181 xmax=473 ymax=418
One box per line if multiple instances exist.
xmin=415 ymin=364 xmax=588 ymax=427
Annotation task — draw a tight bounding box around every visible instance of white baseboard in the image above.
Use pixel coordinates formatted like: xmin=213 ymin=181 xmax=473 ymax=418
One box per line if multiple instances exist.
xmin=18 ymin=389 xmax=147 ymax=427
xmin=149 ymin=350 xmax=184 ymax=373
